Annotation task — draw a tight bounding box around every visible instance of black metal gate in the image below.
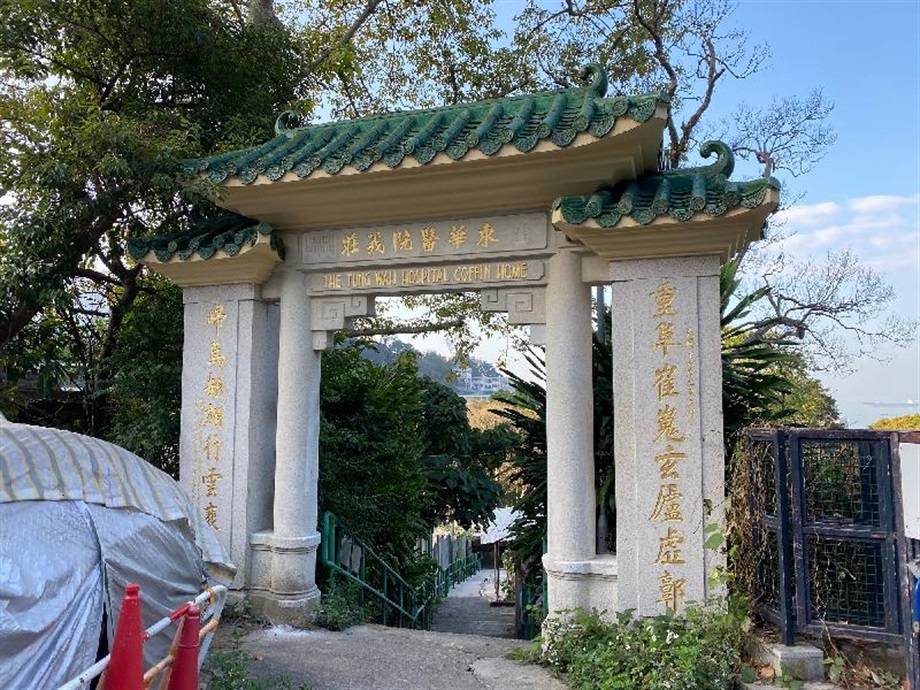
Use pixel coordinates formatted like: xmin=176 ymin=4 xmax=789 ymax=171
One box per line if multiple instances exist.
xmin=746 ymin=429 xmax=912 ymax=648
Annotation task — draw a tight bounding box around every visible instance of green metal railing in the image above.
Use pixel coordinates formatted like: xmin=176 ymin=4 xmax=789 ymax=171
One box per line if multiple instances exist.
xmin=320 ymin=512 xmax=481 ymax=629
xmin=518 ymin=537 xmax=548 ymax=640
xmin=434 ymin=549 xmax=482 ymax=598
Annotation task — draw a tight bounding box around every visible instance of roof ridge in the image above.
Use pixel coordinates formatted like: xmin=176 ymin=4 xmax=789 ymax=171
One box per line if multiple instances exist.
xmin=553 ymin=140 xmax=781 ymax=227
xmin=272 ymin=64 xmax=665 ymax=136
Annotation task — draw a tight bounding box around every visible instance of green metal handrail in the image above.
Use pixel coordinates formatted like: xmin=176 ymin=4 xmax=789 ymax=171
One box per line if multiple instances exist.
xmin=320 ymin=512 xmax=481 ymax=629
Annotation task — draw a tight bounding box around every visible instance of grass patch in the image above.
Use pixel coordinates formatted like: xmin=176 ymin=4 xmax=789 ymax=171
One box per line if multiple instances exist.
xmin=202 ymin=650 xmax=312 ymax=690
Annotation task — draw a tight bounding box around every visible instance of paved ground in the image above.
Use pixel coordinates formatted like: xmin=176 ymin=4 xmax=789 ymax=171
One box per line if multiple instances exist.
xmin=237 ymin=624 xmax=565 ymax=690
xmin=217 ymin=570 xmax=565 ymax=690
xmin=430 ymin=569 xmax=516 ymax=638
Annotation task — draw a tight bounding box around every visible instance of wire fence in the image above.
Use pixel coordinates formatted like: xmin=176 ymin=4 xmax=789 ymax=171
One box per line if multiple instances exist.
xmin=735 ymin=429 xmax=909 ymax=646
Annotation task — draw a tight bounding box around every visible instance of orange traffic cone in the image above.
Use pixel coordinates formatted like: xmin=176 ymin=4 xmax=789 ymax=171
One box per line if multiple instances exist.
xmin=167 ymin=606 xmax=200 ymax=690
xmin=103 ymin=583 xmax=145 ymax=690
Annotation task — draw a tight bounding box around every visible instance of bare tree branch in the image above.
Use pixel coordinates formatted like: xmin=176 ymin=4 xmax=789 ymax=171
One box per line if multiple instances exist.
xmin=343 ymin=319 xmax=466 ymax=338
xmin=307 ymin=0 xmax=385 ymax=72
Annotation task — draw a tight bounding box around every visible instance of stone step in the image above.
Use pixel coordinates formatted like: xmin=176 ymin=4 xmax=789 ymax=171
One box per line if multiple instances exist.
xmin=745 ymin=638 xmax=827 ymax=682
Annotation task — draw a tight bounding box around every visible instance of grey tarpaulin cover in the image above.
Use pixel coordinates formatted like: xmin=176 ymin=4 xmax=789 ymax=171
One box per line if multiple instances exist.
xmin=0 ymin=420 xmax=236 ymax=689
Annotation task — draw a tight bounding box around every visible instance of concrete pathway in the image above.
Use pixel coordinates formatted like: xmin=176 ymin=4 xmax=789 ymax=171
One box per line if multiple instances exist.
xmin=430 ymin=569 xmax=516 ymax=638
xmin=234 ymin=624 xmax=566 ymax=690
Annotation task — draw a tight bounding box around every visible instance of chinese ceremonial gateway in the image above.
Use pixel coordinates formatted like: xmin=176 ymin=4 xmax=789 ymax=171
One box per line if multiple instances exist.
xmin=128 ymin=65 xmax=779 ymax=624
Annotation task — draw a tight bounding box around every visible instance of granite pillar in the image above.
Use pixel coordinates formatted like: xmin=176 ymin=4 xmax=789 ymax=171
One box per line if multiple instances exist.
xmin=179 ymin=284 xmax=278 ymax=591
xmin=612 ymin=255 xmax=725 ymax=616
xmin=542 ymin=249 xmax=617 ymax=614
xmin=253 ymin=269 xmax=321 ymax=623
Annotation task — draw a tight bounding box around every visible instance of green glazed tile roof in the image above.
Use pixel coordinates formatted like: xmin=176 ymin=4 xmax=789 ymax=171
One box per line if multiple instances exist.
xmin=182 ymin=65 xmax=669 ymax=185
xmin=127 ymin=212 xmax=284 ymax=263
xmin=553 ymin=141 xmax=780 ymax=227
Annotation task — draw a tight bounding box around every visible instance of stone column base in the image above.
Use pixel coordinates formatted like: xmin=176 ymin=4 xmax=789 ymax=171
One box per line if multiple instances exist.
xmin=543 ymin=553 xmax=618 ymax=617
xmin=247 ymin=529 xmax=322 ymax=626
xmin=248 ymin=588 xmax=321 ymax=627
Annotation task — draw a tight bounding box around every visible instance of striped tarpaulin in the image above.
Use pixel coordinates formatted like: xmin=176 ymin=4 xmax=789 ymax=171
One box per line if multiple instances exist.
xmin=0 ymin=420 xmax=233 ymax=580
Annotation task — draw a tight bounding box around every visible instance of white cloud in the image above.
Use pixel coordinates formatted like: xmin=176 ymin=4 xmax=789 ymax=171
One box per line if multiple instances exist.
xmin=847 ymin=194 xmax=920 ymax=216
xmin=769 ymin=193 xmax=920 ymax=275
xmin=773 ymin=201 xmax=841 ymax=226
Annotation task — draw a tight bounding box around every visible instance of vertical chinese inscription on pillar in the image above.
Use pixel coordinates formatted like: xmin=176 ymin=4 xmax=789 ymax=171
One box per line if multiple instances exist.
xmin=195 ymin=303 xmax=227 ymax=530
xmin=648 ymin=280 xmax=691 ymax=613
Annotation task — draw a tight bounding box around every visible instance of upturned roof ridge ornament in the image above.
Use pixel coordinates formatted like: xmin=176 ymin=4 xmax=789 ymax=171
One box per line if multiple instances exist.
xmin=664 ymin=140 xmax=735 ymax=180
xmin=579 ymin=63 xmax=609 ymax=97
xmin=275 ymin=110 xmax=303 ymax=136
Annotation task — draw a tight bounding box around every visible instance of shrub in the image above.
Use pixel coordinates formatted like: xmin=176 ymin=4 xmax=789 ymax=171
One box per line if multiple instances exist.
xmin=312 ymin=576 xmax=366 ymax=631
xmin=540 ymin=604 xmax=750 ymax=690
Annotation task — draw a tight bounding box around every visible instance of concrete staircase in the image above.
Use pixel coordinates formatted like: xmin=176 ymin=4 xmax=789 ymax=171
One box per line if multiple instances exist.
xmin=430 ymin=569 xmax=516 ymax=638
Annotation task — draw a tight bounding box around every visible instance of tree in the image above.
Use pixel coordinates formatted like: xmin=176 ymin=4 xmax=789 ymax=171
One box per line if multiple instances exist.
xmin=319 ymin=345 xmax=429 ymax=565
xmin=740 ymin=248 xmax=917 ymax=374
xmin=767 ymin=360 xmax=840 ymax=429
xmin=417 ymin=377 xmax=511 ymax=529
xmin=0 ymin=0 xmax=311 ymax=435
xmin=868 ymin=414 xmax=920 ymax=431
xmin=105 ymin=277 xmax=184 ymax=476
xmin=318 ymin=342 xmax=508 ymax=577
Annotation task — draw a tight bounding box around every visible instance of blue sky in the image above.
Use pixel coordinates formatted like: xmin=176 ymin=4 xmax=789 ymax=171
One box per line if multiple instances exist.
xmin=708 ymin=0 xmax=920 ymax=426
xmin=415 ymin=0 xmax=920 ymax=427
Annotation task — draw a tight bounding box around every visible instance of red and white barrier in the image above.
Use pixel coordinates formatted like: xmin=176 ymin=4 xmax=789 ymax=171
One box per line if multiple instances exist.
xmin=57 ymin=584 xmax=227 ymax=690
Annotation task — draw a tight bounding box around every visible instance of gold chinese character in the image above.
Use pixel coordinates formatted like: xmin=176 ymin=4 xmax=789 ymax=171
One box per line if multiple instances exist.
xmin=685 ymin=327 xmax=695 ymax=348
xmin=203 ymin=403 xmax=223 ymax=428
xmin=204 ymin=502 xmax=219 ymax=529
xmin=202 ymin=467 xmax=223 ymax=498
xmin=650 ymin=281 xmax=677 ymax=317
xmin=342 ymin=232 xmax=360 ymax=256
xmin=366 ymin=231 xmax=385 ymax=254
xmin=449 ymin=224 xmax=467 ymax=248
xmin=655 ymin=527 xmax=687 ymax=565
xmin=654 ymin=322 xmax=681 ymax=357
xmin=392 ymin=229 xmax=412 ymax=252
xmin=204 ymin=435 xmax=221 ymax=463
xmin=654 ymin=445 xmax=686 ymax=480
xmin=476 ymin=222 xmax=499 ymax=248
xmin=654 ymin=363 xmax=679 ymax=400
xmin=421 ymin=226 xmax=439 ymax=252
xmin=658 ymin=570 xmax=686 ymax=613
xmin=649 ymin=483 xmax=683 ymax=522
xmin=208 ymin=341 xmax=226 ymax=368
xmin=655 ymin=404 xmax=686 ymax=443
xmin=207 ymin=304 xmax=227 ymax=335
xmin=204 ymin=374 xmax=225 ymax=398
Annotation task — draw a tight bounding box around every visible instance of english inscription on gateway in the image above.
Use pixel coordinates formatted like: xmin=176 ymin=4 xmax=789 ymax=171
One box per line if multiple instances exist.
xmin=301 ymin=213 xmax=549 ymax=267
xmin=314 ymin=259 xmax=545 ymax=294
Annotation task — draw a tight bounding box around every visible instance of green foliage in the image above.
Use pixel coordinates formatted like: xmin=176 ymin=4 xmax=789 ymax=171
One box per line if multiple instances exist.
xmin=319 ymin=345 xmax=428 ymax=564
xmin=319 ymin=342 xmax=507 ymax=574
xmin=721 ymin=256 xmax=796 ymax=450
xmin=312 ymin=575 xmax=367 ymax=631
xmin=775 ymin=663 xmax=806 ymax=690
xmin=491 ymin=350 xmax=548 ymax=567
xmin=104 ymin=277 xmax=183 ymax=476
xmin=203 ymin=650 xmax=310 ymax=690
xmin=540 ymin=604 xmax=750 ymax=690
xmin=0 ymin=0 xmax=310 ymax=431
xmin=418 ymin=377 xmax=510 ymax=529
xmin=869 ymin=413 xmax=920 ymax=430
xmin=768 ymin=359 xmax=841 ymax=429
